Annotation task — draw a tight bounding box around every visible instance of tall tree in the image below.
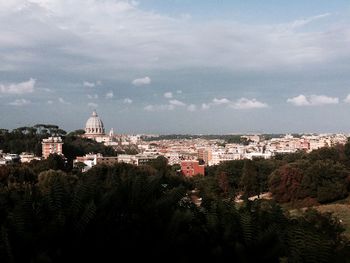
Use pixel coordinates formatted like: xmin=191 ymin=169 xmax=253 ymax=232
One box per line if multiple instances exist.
xmin=240 ymin=160 xmax=259 ymax=198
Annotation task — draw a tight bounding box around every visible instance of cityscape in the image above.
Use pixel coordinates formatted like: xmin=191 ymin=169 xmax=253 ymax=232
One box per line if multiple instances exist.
xmin=1 ymin=1 xmax=350 ymax=262
xmin=2 ymin=109 xmax=349 ymax=175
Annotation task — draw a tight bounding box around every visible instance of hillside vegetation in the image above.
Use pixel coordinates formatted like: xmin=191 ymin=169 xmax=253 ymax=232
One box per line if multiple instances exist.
xmin=0 ymin=163 xmax=349 ymax=262
xmin=2 ymin=127 xmax=350 ymax=261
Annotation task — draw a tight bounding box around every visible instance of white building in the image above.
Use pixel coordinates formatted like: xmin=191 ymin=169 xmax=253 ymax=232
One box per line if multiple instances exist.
xmin=20 ymin=152 xmax=41 ymax=163
xmin=74 ymin=153 xmax=102 ymax=171
xmin=165 ymin=152 xmax=181 ymax=165
xmin=117 ymin=154 xmax=137 ymax=165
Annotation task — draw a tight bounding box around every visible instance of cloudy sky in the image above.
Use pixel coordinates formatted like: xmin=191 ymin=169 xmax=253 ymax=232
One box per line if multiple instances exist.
xmin=1 ymin=0 xmax=350 ymax=134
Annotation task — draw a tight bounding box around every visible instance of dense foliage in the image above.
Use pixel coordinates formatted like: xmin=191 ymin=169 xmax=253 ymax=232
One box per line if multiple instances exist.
xmin=204 ymin=158 xmax=281 ymax=200
xmin=0 ymin=126 xmax=116 ymax=162
xmin=0 ymin=125 xmax=66 ymax=156
xmin=63 ymin=133 xmax=116 ymax=161
xmin=0 ymin=162 xmax=348 ymax=262
xmin=205 ymin=143 xmax=350 ymax=205
xmin=268 ymin=146 xmax=350 ymax=204
xmin=2 ymin=127 xmax=350 ymax=261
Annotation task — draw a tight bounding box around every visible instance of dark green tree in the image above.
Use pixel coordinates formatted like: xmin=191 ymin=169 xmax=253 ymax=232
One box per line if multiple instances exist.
xmin=240 ymin=160 xmax=259 ymax=198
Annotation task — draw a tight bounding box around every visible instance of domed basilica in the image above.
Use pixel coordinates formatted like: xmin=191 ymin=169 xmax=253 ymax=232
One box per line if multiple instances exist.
xmin=83 ymin=110 xmax=114 ymax=143
xmin=85 ymin=110 xmax=105 ymax=137
xmin=82 ymin=110 xmax=140 ymax=151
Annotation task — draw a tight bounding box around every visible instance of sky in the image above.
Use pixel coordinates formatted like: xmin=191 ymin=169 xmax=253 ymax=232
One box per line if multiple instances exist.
xmin=1 ymin=0 xmax=350 ymax=134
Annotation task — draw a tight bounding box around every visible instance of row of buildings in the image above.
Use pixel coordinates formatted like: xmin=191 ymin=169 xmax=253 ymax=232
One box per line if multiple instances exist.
xmin=73 ymin=152 xmax=204 ymax=176
xmin=0 ymin=151 xmax=41 ymax=165
xmin=134 ymin=133 xmax=348 ymax=166
xmin=1 ymin=110 xmax=348 ymax=177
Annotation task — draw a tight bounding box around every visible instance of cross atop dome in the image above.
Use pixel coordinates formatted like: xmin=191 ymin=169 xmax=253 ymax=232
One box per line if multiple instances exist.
xmin=92 ymin=110 xmax=98 ymax=117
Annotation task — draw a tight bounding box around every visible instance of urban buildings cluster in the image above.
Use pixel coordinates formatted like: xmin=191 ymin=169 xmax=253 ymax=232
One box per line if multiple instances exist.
xmin=1 ymin=110 xmax=349 ymax=177
xmin=72 ymin=111 xmax=350 ymax=176
xmin=131 ymin=133 xmax=347 ymax=166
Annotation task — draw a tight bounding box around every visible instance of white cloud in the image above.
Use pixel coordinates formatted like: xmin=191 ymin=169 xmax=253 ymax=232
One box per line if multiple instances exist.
xmin=9 ymin=98 xmax=30 ymax=106
xmin=47 ymin=100 xmax=53 ymax=104
xmin=169 ymin=99 xmax=186 ymax=106
xmin=88 ymin=102 xmax=98 ymax=108
xmin=144 ymin=105 xmax=154 ymax=111
xmin=58 ymin=97 xmax=70 ymax=104
xmin=344 ymin=94 xmax=350 ymax=103
xmin=213 ymin=98 xmax=230 ymax=105
xmin=287 ymin=94 xmax=339 ymax=106
xmin=144 ymin=98 xmax=186 ymax=111
xmin=164 ymin=92 xmax=173 ymax=99
xmin=201 ymin=97 xmax=267 ymax=110
xmin=0 ymin=1 xmax=347 ymax=132
xmin=0 ymin=78 xmax=35 ymax=94
xmin=105 ymin=91 xmax=114 ymax=99
xmin=87 ymin=94 xmax=98 ymax=99
xmin=289 ymin=13 xmax=331 ymax=29
xmin=232 ymin=98 xmax=268 ymax=109
xmin=187 ymin=104 xmax=197 ymax=112
xmin=144 ymin=104 xmax=174 ymax=111
xmin=123 ymin=98 xmax=133 ymax=104
xmin=201 ymin=98 xmax=231 ymax=110
xmin=201 ymin=103 xmax=210 ymax=110
xmin=309 ymin=95 xmax=338 ymax=106
xmin=83 ymin=81 xmax=95 ymax=88
xmin=0 ymin=2 xmax=346 ymax=77
xmin=132 ymin=77 xmax=151 ymax=86
xmin=199 ymin=97 xmax=231 ymax=110
xmin=287 ymin=95 xmax=310 ymax=106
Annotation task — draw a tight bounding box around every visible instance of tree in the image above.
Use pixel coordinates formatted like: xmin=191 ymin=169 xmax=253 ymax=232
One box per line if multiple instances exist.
xmin=217 ymin=171 xmax=233 ymax=198
xmin=148 ymin=156 xmax=169 ymax=176
xmin=0 ymin=162 xmax=347 ymax=262
xmin=73 ymin=161 xmax=87 ymax=173
xmin=308 ymin=147 xmax=341 ymax=162
xmin=302 ymin=160 xmax=349 ymax=203
xmin=240 ymin=160 xmax=259 ymax=198
xmin=62 ymin=135 xmax=116 ymax=167
xmin=44 ymin=154 xmax=66 ymax=171
xmin=268 ymin=164 xmax=304 ymax=202
xmin=214 ymin=160 xmax=245 ymax=191
xmin=67 ymin=129 xmax=85 ymax=136
xmin=0 ymin=124 xmax=66 ymax=156
xmin=29 ymin=154 xmax=67 ymax=174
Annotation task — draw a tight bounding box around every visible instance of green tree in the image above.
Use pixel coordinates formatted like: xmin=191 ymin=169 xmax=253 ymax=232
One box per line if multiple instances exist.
xmin=0 ymin=163 xmax=348 ymax=262
xmin=240 ymin=160 xmax=259 ymax=198
xmin=300 ymin=160 xmax=349 ymax=203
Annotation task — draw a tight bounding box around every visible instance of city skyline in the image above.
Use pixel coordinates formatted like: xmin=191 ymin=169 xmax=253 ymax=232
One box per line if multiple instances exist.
xmin=1 ymin=1 xmax=350 ymax=134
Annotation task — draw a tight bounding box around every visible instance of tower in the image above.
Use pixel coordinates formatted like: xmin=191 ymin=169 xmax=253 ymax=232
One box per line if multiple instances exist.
xmin=42 ymin=137 xmax=63 ymax=159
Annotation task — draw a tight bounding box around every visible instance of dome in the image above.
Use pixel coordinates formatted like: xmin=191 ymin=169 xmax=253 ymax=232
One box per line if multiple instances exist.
xmin=85 ymin=110 xmax=105 ymax=135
